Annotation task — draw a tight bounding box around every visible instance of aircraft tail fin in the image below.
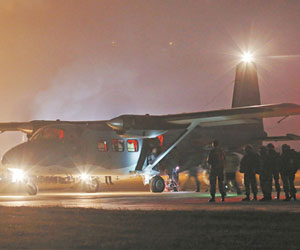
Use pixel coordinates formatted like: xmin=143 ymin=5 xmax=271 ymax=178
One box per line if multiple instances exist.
xmin=232 ymin=62 xmax=261 ymax=108
xmin=231 ymin=62 xmax=266 ymax=144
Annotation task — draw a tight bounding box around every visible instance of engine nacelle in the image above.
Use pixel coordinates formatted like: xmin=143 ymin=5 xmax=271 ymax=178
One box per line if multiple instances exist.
xmin=115 ymin=129 xmax=167 ymax=138
xmin=107 ymin=114 xmax=184 ymax=132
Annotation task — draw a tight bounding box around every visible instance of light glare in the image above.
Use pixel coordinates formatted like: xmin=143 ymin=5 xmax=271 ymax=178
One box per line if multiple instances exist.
xmin=242 ymin=52 xmax=254 ymax=63
xmin=80 ymin=173 xmax=90 ymax=182
xmin=9 ymin=168 xmax=25 ymax=183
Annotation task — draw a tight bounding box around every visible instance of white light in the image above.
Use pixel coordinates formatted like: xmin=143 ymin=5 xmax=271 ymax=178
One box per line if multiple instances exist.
xmin=80 ymin=173 xmax=90 ymax=182
xmin=9 ymin=168 xmax=25 ymax=183
xmin=241 ymin=52 xmax=254 ymax=63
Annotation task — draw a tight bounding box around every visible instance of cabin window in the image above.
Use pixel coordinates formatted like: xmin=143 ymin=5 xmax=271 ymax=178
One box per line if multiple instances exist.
xmin=98 ymin=140 xmax=108 ymax=152
xmin=112 ymin=139 xmax=124 ymax=152
xmin=127 ymin=139 xmax=138 ymax=152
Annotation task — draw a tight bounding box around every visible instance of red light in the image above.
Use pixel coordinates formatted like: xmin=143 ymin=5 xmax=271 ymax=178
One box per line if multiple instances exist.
xmin=59 ymin=130 xmax=64 ymax=139
xmin=157 ymin=135 xmax=163 ymax=146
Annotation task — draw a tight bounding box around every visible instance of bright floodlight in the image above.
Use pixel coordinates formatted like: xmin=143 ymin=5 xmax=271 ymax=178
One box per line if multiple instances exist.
xmin=10 ymin=168 xmax=25 ymax=183
xmin=80 ymin=173 xmax=89 ymax=182
xmin=241 ymin=52 xmax=254 ymax=63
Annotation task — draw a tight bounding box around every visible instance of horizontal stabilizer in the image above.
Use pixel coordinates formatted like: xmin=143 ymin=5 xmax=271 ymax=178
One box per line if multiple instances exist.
xmin=262 ymin=133 xmax=300 ymax=142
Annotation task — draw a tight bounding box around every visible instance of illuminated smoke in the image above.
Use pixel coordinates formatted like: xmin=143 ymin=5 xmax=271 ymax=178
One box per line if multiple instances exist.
xmin=33 ymin=61 xmax=140 ymax=120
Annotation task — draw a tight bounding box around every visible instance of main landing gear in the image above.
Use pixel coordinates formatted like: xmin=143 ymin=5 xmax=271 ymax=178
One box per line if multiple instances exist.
xmin=150 ymin=176 xmax=165 ymax=193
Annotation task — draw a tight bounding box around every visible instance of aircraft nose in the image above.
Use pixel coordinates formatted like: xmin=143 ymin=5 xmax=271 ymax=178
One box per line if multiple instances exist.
xmin=2 ymin=152 xmax=10 ymax=165
xmin=1 ymin=141 xmax=65 ymax=167
xmin=2 ymin=142 xmax=32 ymax=166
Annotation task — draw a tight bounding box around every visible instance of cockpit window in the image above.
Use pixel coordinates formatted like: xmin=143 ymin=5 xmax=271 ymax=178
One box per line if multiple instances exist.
xmin=30 ymin=128 xmax=65 ymax=141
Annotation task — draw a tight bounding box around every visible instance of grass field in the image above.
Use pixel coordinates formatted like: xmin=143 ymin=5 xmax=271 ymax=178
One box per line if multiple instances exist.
xmin=0 ymin=207 xmax=300 ymax=250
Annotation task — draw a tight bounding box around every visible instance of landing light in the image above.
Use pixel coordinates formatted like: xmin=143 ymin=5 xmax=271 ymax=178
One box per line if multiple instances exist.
xmin=241 ymin=52 xmax=254 ymax=63
xmin=8 ymin=168 xmax=26 ymax=183
xmin=80 ymin=173 xmax=90 ymax=182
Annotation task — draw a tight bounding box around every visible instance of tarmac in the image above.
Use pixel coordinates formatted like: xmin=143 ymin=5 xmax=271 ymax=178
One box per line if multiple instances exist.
xmin=1 ymin=191 xmax=300 ymax=212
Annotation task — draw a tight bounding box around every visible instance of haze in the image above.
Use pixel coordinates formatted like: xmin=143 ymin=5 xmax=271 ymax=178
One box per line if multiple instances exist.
xmin=0 ymin=0 xmax=299 ymax=155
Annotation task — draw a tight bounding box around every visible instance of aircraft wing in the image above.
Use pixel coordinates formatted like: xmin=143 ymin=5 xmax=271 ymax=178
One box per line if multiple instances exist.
xmin=0 ymin=122 xmax=36 ymax=134
xmin=1 ymin=103 xmax=299 ymax=137
xmin=0 ymin=120 xmax=103 ymax=135
xmin=107 ymin=103 xmax=300 ymax=135
xmin=164 ymin=103 xmax=300 ymax=127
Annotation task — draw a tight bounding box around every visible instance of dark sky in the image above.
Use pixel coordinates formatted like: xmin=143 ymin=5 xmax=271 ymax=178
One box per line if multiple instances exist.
xmin=0 ymin=0 xmax=300 ymax=155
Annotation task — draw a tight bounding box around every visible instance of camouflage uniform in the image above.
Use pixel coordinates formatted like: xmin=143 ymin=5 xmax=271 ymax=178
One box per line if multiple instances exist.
xmin=259 ymin=147 xmax=273 ymax=201
xmin=266 ymin=144 xmax=281 ymax=199
xmin=207 ymin=142 xmax=226 ymax=202
xmin=224 ymin=152 xmax=241 ymax=194
xmin=281 ymin=145 xmax=298 ymax=200
xmin=240 ymin=145 xmax=259 ymax=201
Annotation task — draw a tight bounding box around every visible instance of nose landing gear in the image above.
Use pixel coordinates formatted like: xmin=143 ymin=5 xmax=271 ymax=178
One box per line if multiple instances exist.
xmin=150 ymin=176 xmax=165 ymax=193
xmin=83 ymin=178 xmax=99 ymax=193
xmin=26 ymin=182 xmax=38 ymax=195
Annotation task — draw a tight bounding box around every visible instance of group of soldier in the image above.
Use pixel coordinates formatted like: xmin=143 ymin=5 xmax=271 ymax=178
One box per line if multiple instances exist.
xmin=207 ymin=140 xmax=300 ymax=202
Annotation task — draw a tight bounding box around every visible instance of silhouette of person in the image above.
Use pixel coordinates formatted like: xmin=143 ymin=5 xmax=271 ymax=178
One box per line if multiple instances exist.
xmin=207 ymin=140 xmax=226 ymax=202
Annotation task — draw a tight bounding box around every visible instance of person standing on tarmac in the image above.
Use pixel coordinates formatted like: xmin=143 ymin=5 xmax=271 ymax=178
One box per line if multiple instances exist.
xmin=281 ymin=144 xmax=298 ymax=200
xmin=258 ymin=146 xmax=273 ymax=201
xmin=240 ymin=145 xmax=259 ymax=201
xmin=207 ymin=140 xmax=226 ymax=202
xmin=266 ymin=143 xmax=281 ymax=200
xmin=224 ymin=151 xmax=241 ymax=195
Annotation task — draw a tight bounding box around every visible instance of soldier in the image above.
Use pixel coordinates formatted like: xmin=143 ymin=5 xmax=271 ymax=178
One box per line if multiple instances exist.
xmin=290 ymin=147 xmax=300 ymax=200
xmin=266 ymin=143 xmax=281 ymax=200
xmin=207 ymin=140 xmax=226 ymax=202
xmin=224 ymin=151 xmax=241 ymax=195
xmin=240 ymin=145 xmax=259 ymax=201
xmin=281 ymin=144 xmax=298 ymax=200
xmin=259 ymin=146 xmax=273 ymax=201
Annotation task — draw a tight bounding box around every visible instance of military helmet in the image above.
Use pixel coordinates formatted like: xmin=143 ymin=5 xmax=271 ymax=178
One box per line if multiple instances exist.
xmin=266 ymin=143 xmax=275 ymax=149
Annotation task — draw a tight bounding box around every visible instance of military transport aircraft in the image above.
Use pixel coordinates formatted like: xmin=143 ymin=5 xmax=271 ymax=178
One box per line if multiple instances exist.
xmin=0 ymin=62 xmax=300 ymax=195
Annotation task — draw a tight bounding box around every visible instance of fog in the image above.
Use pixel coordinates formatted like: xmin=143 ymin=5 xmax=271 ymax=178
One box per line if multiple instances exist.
xmin=0 ymin=0 xmax=299 ymax=156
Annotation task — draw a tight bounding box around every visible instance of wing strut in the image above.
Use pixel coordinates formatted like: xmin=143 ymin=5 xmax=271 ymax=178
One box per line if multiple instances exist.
xmin=140 ymin=121 xmax=199 ymax=181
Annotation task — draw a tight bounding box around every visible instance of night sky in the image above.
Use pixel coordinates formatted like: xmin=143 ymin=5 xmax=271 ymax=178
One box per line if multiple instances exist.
xmin=0 ymin=0 xmax=299 ymax=155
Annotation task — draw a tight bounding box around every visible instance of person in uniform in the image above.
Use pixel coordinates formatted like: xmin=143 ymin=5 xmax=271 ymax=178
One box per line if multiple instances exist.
xmin=224 ymin=151 xmax=241 ymax=195
xmin=258 ymin=146 xmax=273 ymax=201
xmin=281 ymin=144 xmax=298 ymax=200
xmin=207 ymin=140 xmax=226 ymax=202
xmin=240 ymin=145 xmax=259 ymax=201
xmin=266 ymin=143 xmax=281 ymax=200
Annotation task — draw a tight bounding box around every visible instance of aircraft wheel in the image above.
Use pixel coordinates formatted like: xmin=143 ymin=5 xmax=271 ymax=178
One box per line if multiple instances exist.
xmin=150 ymin=176 xmax=165 ymax=193
xmin=85 ymin=178 xmax=99 ymax=193
xmin=26 ymin=182 xmax=38 ymax=195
